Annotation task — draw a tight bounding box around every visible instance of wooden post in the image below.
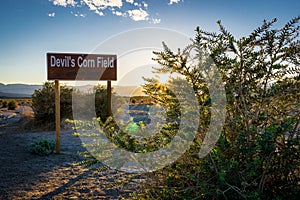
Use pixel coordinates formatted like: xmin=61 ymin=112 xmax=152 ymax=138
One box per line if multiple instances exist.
xmin=107 ymin=80 xmax=112 ymax=116
xmin=55 ymin=80 xmax=60 ymax=154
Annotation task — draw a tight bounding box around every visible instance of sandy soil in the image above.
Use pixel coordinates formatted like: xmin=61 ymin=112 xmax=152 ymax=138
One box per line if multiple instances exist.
xmin=0 ymin=113 xmax=145 ymax=199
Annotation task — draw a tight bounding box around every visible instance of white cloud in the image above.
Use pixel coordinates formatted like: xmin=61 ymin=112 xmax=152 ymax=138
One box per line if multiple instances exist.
xmin=95 ymin=9 xmax=104 ymax=16
xmin=113 ymin=11 xmax=125 ymax=16
xmin=127 ymin=8 xmax=149 ymax=21
xmin=48 ymin=12 xmax=56 ymax=17
xmin=71 ymin=11 xmax=86 ymax=17
xmin=52 ymin=0 xmax=76 ymax=7
xmin=82 ymin=0 xmax=122 ymax=9
xmin=86 ymin=3 xmax=97 ymax=10
xmin=126 ymin=0 xmax=134 ymax=4
xmin=49 ymin=0 xmax=184 ymax=23
xmin=79 ymin=0 xmax=150 ymax=20
xmin=80 ymin=0 xmax=123 ymax=17
xmin=168 ymin=0 xmax=181 ymax=5
xmin=152 ymin=18 xmax=161 ymax=24
xmin=67 ymin=0 xmax=77 ymax=6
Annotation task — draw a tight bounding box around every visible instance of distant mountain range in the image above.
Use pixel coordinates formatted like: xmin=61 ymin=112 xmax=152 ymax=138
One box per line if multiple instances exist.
xmin=0 ymin=83 xmax=145 ymax=98
xmin=0 ymin=83 xmax=42 ymax=98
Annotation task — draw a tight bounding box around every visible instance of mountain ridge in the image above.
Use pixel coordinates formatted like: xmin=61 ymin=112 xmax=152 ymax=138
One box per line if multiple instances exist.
xmin=0 ymin=83 xmax=145 ymax=97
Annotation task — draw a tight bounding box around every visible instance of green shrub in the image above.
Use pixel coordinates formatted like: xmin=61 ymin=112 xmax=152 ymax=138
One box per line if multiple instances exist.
xmin=8 ymin=100 xmax=17 ymax=110
xmin=29 ymin=138 xmax=55 ymax=156
xmin=95 ymin=85 xmax=110 ymax=122
xmin=31 ymin=82 xmax=73 ymax=129
xmin=32 ymin=82 xmax=116 ymax=129
xmin=1 ymin=100 xmax=8 ymax=108
xmin=75 ymin=17 xmax=299 ymax=199
xmin=134 ymin=16 xmax=300 ymax=199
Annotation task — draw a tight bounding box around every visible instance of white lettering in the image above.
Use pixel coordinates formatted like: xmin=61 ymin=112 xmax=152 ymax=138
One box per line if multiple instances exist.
xmin=109 ymin=57 xmax=114 ymax=68
xmin=77 ymin=56 xmax=95 ymax=68
xmin=96 ymin=56 xmax=115 ymax=68
xmin=56 ymin=58 xmax=61 ymax=67
xmin=103 ymin=59 xmax=107 ymax=68
xmin=77 ymin=56 xmax=83 ymax=67
xmin=97 ymin=57 xmax=102 ymax=68
xmin=50 ymin=55 xmax=76 ymax=67
xmin=71 ymin=58 xmax=75 ymax=67
xmin=50 ymin=56 xmax=56 ymax=67
xmin=49 ymin=54 xmax=115 ymax=69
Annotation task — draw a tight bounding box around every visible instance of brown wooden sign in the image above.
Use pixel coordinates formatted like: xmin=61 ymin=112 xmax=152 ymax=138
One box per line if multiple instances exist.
xmin=47 ymin=53 xmax=117 ymax=80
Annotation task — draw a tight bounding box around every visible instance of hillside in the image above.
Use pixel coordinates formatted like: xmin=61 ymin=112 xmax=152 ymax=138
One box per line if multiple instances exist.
xmin=0 ymin=83 xmax=145 ymax=98
xmin=0 ymin=83 xmax=42 ymax=97
xmin=0 ymin=92 xmax=31 ymax=98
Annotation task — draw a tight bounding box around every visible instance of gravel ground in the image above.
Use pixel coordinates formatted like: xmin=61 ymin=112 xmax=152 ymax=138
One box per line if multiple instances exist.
xmin=0 ymin=119 xmax=145 ymax=199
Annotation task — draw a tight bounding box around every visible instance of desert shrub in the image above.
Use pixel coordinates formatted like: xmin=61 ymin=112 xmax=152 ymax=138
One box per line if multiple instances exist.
xmin=95 ymin=85 xmax=110 ymax=122
xmin=71 ymin=84 xmax=119 ymax=123
xmin=71 ymin=80 xmax=180 ymax=156
xmin=72 ymin=16 xmax=300 ymax=199
xmin=1 ymin=100 xmax=8 ymax=108
xmin=8 ymin=100 xmax=17 ymax=110
xmin=134 ymin=17 xmax=300 ymax=199
xmin=29 ymin=138 xmax=55 ymax=156
xmin=31 ymin=82 xmax=73 ymax=129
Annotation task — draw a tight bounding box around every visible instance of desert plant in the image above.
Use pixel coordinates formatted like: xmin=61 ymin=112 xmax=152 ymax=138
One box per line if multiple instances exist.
xmin=29 ymin=138 xmax=55 ymax=156
xmin=31 ymin=82 xmax=73 ymax=129
xmin=71 ymin=84 xmax=119 ymax=123
xmin=72 ymin=16 xmax=300 ymax=199
xmin=1 ymin=100 xmax=8 ymax=108
xmin=135 ymin=16 xmax=300 ymax=199
xmin=95 ymin=84 xmax=111 ymax=122
xmin=8 ymin=100 xmax=17 ymax=110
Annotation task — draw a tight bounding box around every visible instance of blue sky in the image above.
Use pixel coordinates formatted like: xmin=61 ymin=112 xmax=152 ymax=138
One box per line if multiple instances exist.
xmin=0 ymin=0 xmax=299 ymax=85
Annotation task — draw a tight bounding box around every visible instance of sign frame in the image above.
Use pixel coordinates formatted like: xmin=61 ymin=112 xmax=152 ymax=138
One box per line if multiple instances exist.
xmin=47 ymin=52 xmax=117 ymax=81
xmin=47 ymin=52 xmax=117 ymax=154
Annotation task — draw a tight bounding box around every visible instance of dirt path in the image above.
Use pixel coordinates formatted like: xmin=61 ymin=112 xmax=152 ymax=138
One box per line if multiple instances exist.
xmin=0 ymin=130 xmax=145 ymax=199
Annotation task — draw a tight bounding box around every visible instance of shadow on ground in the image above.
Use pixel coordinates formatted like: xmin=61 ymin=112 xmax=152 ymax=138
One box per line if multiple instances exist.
xmin=0 ymin=130 xmax=144 ymax=199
